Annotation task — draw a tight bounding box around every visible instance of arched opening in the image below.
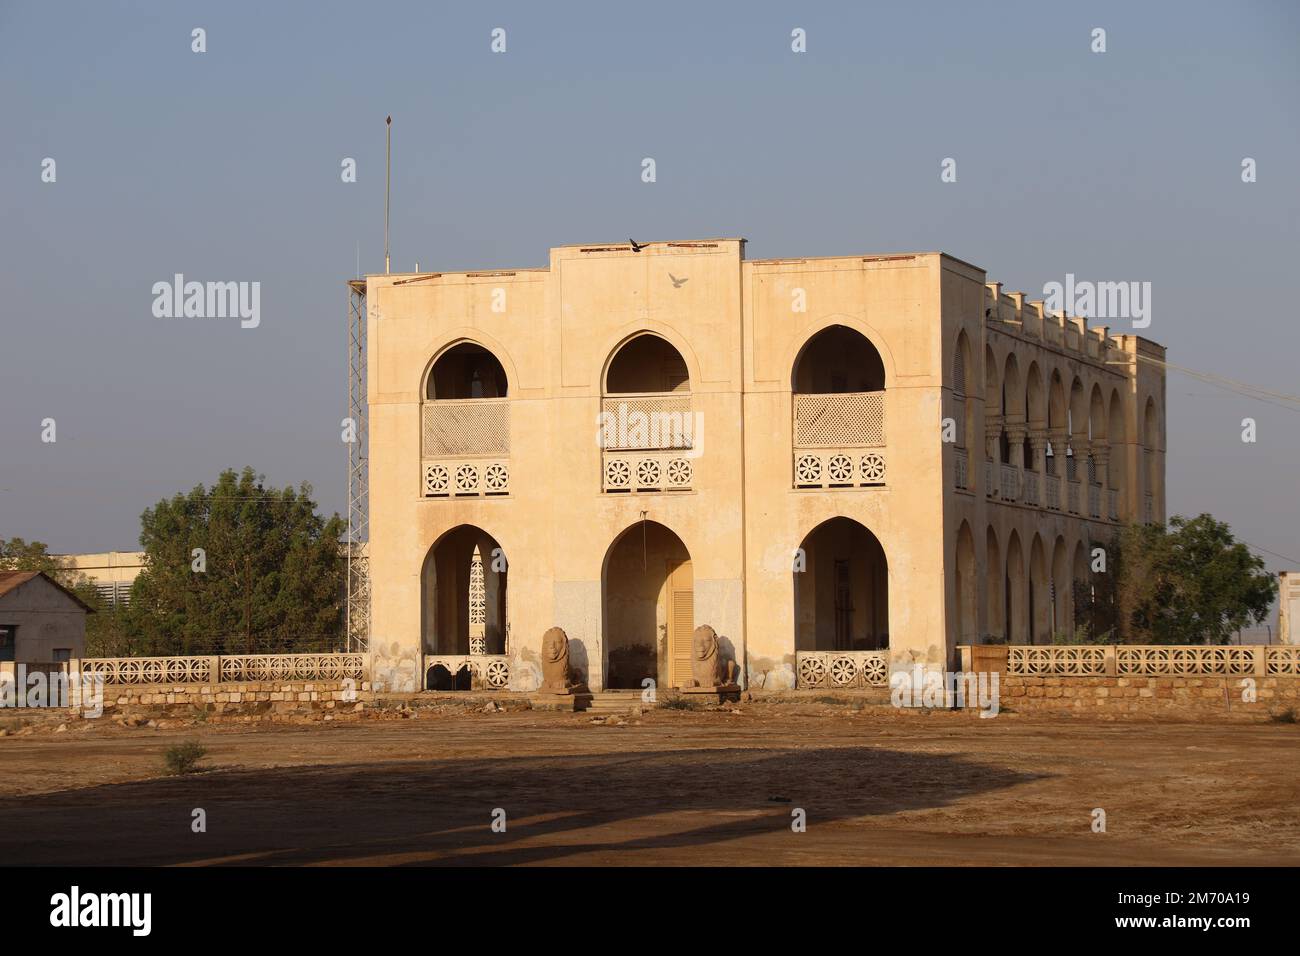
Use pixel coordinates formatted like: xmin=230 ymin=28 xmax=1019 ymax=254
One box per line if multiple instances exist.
xmin=1108 ymin=389 xmax=1125 ymax=517
xmin=421 ymin=525 xmax=508 ymax=690
xmin=422 ymin=342 xmax=511 ymax=497
xmin=600 ymin=334 xmax=695 ymax=492
xmin=792 ymin=325 xmax=885 ymax=393
xmin=605 ymin=333 xmax=689 ymax=394
xmin=1072 ymin=540 xmax=1090 ymax=637
xmin=1051 ymin=536 xmax=1069 ymax=638
xmin=953 ymin=332 xmax=975 ymax=489
xmin=792 ymin=327 xmax=887 ymax=488
xmin=1029 ymin=534 xmax=1049 ymax=644
xmin=602 ymin=521 xmax=693 ymax=689
xmin=1005 ymin=531 xmax=1026 ymax=643
xmin=956 ymin=521 xmax=977 ymax=643
xmin=794 ymin=517 xmax=889 ymax=651
xmin=426 ymin=342 xmax=508 ymax=399
xmin=985 ymin=527 xmax=1003 ymax=642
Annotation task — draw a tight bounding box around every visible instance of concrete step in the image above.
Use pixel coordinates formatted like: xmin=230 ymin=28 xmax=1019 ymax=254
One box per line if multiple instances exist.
xmin=585 ymin=692 xmax=654 ymax=714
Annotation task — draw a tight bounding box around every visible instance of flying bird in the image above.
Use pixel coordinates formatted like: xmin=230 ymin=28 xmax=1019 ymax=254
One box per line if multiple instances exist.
xmin=629 ymin=238 xmax=646 ymax=252
xmin=669 ymin=273 xmax=688 ymax=288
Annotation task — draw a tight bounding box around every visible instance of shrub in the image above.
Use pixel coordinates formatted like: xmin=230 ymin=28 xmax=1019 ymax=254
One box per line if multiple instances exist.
xmin=163 ymin=741 xmax=208 ymax=775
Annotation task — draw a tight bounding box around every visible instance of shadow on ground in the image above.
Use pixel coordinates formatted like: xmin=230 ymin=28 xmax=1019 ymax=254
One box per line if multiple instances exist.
xmin=0 ymin=744 xmax=1041 ymax=865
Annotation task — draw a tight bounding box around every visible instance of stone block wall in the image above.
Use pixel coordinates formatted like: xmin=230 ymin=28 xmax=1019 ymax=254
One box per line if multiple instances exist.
xmin=998 ymin=675 xmax=1299 ymax=719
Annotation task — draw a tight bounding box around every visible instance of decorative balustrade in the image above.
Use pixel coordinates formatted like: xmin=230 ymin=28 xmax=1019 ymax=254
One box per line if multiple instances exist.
xmin=1088 ymin=484 xmax=1102 ymax=519
xmin=795 ymin=650 xmax=889 ymax=688
xmin=423 ymin=459 xmax=510 ymax=497
xmin=984 ymin=460 xmax=995 ymax=498
xmin=1003 ymin=645 xmax=1300 ymax=677
xmin=1008 ymin=645 xmax=1107 ymax=676
xmin=791 ymin=391 xmax=886 ymax=490
xmin=424 ymin=654 xmax=511 ymax=690
xmin=1067 ymin=480 xmax=1082 ymax=514
xmin=422 ymin=398 xmax=511 ymax=498
xmin=999 ymin=463 xmax=1019 ymax=501
xmin=1045 ymin=474 xmax=1061 ymax=511
xmin=1022 ymin=471 xmax=1041 ymax=507
xmin=1108 ymin=488 xmax=1119 ymax=521
xmin=603 ymin=449 xmax=694 ymax=492
xmin=793 ymin=449 xmax=887 ymax=489
xmin=1145 ymin=492 xmax=1154 ymax=524
xmin=81 ymin=653 xmax=367 ymax=685
xmin=954 ymin=448 xmax=968 ymax=491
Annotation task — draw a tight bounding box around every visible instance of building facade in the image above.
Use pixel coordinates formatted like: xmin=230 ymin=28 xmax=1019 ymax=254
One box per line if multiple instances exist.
xmin=0 ymin=571 xmax=90 ymax=664
xmin=54 ymin=551 xmax=144 ymax=607
xmin=364 ymin=239 xmax=1166 ymax=692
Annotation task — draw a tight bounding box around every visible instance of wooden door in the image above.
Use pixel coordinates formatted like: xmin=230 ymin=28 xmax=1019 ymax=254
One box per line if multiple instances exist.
xmin=666 ymin=560 xmax=694 ymax=688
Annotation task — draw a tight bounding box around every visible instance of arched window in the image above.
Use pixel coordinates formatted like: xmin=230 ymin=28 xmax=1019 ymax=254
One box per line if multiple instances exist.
xmin=421 ymin=342 xmax=511 ymax=497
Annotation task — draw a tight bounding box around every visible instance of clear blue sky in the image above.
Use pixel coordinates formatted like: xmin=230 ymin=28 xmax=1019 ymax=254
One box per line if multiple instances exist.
xmin=2 ymin=1 xmax=1298 ymax=604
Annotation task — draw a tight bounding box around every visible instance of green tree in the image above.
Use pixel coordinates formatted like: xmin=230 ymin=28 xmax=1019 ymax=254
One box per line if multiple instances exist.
xmin=1075 ymin=514 xmax=1276 ymax=644
xmin=0 ymin=537 xmax=65 ymax=574
xmin=129 ymin=468 xmax=345 ymax=654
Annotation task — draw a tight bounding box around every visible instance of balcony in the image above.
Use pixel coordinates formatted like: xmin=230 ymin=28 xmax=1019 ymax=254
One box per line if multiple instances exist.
xmin=1108 ymin=488 xmax=1119 ymax=521
xmin=999 ymin=463 xmax=1020 ymax=501
xmin=792 ymin=391 xmax=887 ymax=489
xmin=954 ymin=448 xmax=968 ymax=491
xmin=1022 ymin=471 xmax=1041 ymax=507
xmin=422 ymin=398 xmax=510 ymax=497
xmin=1067 ymin=479 xmax=1082 ymax=515
xmin=984 ymin=460 xmax=996 ymax=498
xmin=600 ymin=393 xmax=695 ymax=493
xmin=1045 ymin=474 xmax=1061 ymax=511
xmin=1088 ymin=484 xmax=1102 ymax=519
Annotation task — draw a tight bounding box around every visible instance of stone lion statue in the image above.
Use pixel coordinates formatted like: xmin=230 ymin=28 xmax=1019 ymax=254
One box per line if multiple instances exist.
xmin=690 ymin=625 xmax=724 ymax=688
xmin=540 ymin=626 xmax=573 ymax=692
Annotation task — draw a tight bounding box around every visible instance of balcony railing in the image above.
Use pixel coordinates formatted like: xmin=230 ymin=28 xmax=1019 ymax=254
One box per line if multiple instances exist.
xmin=1088 ymin=483 xmax=1102 ymax=519
xmin=955 ymin=448 xmax=968 ymax=491
xmin=1067 ymin=479 xmax=1081 ymax=515
xmin=1022 ymin=471 xmax=1040 ymax=507
xmin=984 ymin=460 xmax=995 ymax=498
xmin=1108 ymin=488 xmax=1119 ymax=521
xmin=422 ymin=398 xmax=511 ymax=498
xmin=999 ymin=463 xmax=1020 ymax=501
xmin=603 ymin=450 xmax=695 ymax=493
xmin=1045 ymin=474 xmax=1061 ymax=511
xmin=792 ymin=391 xmax=886 ymax=489
xmin=1145 ymin=492 xmax=1154 ymax=524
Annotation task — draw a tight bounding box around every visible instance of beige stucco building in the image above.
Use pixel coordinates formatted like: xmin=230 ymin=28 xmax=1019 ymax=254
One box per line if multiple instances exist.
xmin=54 ymin=551 xmax=144 ymax=606
xmin=362 ymin=239 xmax=1166 ymax=693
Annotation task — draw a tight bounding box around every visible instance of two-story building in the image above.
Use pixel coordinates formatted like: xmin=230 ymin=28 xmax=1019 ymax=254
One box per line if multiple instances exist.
xmin=362 ymin=239 xmax=1166 ymax=693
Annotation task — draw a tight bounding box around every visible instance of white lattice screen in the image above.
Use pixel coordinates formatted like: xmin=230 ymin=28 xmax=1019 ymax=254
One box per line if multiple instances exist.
xmin=423 ymin=399 xmax=510 ymax=457
xmin=794 ymin=392 xmax=885 ymax=447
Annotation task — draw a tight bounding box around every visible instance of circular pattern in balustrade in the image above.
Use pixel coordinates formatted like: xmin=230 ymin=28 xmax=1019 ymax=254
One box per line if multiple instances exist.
xmin=827 ymin=455 xmax=853 ymax=483
xmin=797 ymin=655 xmax=827 ymax=687
xmin=484 ymin=463 xmax=509 ymax=492
xmin=424 ymin=465 xmax=450 ymax=495
xmin=829 ymin=655 xmax=856 ymax=686
xmin=795 ymin=455 xmax=822 ymax=484
xmin=636 ymin=459 xmax=661 ymax=487
xmin=454 ymin=464 xmax=479 ymax=492
xmin=486 ymin=660 xmax=510 ymax=689
xmin=860 ymin=656 xmax=888 ymax=686
xmin=605 ymin=458 xmax=630 ymax=488
xmin=666 ymin=458 xmax=692 ymax=486
xmin=860 ymin=453 xmax=886 ymax=483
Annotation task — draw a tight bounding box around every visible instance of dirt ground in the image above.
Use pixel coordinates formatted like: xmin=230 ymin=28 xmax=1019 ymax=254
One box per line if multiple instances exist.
xmin=1 ymin=699 xmax=1296 ymax=866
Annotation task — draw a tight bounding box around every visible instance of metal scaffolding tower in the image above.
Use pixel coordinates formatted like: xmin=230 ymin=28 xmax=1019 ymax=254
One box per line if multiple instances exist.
xmin=345 ymin=278 xmax=370 ymax=652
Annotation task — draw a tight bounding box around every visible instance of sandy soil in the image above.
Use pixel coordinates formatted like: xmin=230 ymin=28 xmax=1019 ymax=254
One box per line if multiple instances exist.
xmin=0 ymin=701 xmax=1296 ymax=866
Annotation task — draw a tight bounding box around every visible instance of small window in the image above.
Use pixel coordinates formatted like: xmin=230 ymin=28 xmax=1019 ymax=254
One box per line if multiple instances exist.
xmin=52 ymin=648 xmax=72 ymax=663
xmin=0 ymin=625 xmax=15 ymax=662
